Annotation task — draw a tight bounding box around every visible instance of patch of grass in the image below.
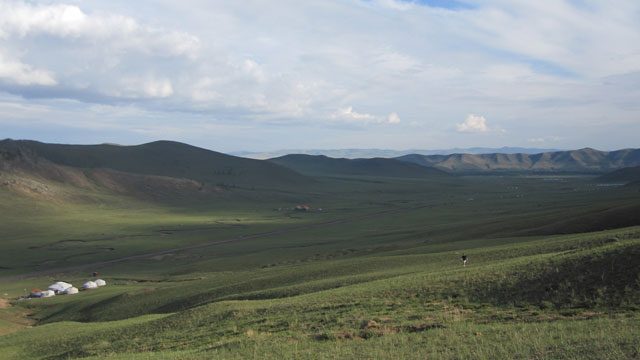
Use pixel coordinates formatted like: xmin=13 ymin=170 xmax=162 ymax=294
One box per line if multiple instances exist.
xmin=1 ymin=174 xmax=640 ymax=359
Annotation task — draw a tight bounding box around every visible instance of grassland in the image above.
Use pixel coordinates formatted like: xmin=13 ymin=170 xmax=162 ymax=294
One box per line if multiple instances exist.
xmin=1 ymin=170 xmax=639 ymax=359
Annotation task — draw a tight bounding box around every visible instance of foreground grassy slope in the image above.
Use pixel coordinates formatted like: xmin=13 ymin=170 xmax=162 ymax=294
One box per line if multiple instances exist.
xmin=0 ymin=173 xmax=466 ymax=277
xmin=3 ymin=173 xmax=639 ymax=278
xmin=2 ymin=165 xmax=640 ymax=358
xmin=1 ymin=227 xmax=639 ymax=359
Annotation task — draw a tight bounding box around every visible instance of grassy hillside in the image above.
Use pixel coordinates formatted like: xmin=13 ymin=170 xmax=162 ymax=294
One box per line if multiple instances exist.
xmin=2 ymin=170 xmax=639 ymax=278
xmin=398 ymin=148 xmax=640 ymax=173
xmin=1 ymin=226 xmax=638 ymax=359
xmin=0 ymin=139 xmax=311 ymax=191
xmin=598 ymin=165 xmax=640 ymax=184
xmin=2 ymin=141 xmax=640 ymax=359
xmin=268 ymin=154 xmax=450 ymax=178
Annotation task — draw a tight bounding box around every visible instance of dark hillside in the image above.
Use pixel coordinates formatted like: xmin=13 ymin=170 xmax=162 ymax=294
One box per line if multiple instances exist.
xmin=1 ymin=144 xmax=225 ymax=201
xmin=461 ymin=240 xmax=640 ymax=308
xmin=597 ymin=166 xmax=640 ymax=184
xmin=0 ymin=139 xmax=311 ymax=190
xmin=268 ymin=154 xmax=450 ymax=178
xmin=398 ymin=148 xmax=640 ymax=173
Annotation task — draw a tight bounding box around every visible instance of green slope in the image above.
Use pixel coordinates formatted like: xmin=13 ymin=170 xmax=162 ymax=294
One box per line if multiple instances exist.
xmin=2 ymin=141 xmax=640 ymax=359
xmin=597 ymin=166 xmax=640 ymax=184
xmin=398 ymin=148 xmax=640 ymax=173
xmin=268 ymin=154 xmax=450 ymax=178
xmin=1 ymin=227 xmax=639 ymax=359
xmin=0 ymin=139 xmax=311 ymax=190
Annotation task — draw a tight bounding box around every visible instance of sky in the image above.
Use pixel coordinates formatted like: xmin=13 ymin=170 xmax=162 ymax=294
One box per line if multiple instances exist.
xmin=0 ymin=0 xmax=639 ymax=152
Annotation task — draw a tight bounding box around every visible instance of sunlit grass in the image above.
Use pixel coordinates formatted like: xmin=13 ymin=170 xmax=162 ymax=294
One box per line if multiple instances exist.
xmin=1 ymin=174 xmax=639 ymax=358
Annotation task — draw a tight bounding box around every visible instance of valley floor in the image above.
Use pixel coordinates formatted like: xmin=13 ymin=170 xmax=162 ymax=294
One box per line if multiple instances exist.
xmin=1 ymin=174 xmax=639 ymax=359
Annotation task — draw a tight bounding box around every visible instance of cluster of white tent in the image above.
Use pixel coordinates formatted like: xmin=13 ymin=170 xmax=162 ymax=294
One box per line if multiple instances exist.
xmin=82 ymin=279 xmax=106 ymax=290
xmin=29 ymin=279 xmax=106 ymax=298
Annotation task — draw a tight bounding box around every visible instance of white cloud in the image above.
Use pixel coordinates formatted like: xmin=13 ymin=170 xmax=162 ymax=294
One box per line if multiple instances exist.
xmin=528 ymin=136 xmax=563 ymax=143
xmin=0 ymin=51 xmax=56 ymax=86
xmin=242 ymin=59 xmax=268 ymax=84
xmin=371 ymin=0 xmax=413 ymax=11
xmin=190 ymin=77 xmax=220 ymax=102
xmin=112 ymin=77 xmax=174 ymax=99
xmin=334 ymin=106 xmax=376 ymax=121
xmin=457 ymin=114 xmax=489 ymax=133
xmin=481 ymin=64 xmax=535 ymax=83
xmin=141 ymin=79 xmax=174 ymax=98
xmin=462 ymin=1 xmax=640 ymax=77
xmin=0 ymin=2 xmax=200 ymax=58
xmin=373 ymin=50 xmax=423 ymax=74
xmin=331 ymin=107 xmax=401 ymax=125
xmin=1 ymin=1 xmax=639 ymax=151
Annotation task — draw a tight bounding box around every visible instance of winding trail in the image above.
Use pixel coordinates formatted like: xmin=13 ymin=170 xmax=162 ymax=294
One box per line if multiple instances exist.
xmin=0 ymin=204 xmax=430 ymax=283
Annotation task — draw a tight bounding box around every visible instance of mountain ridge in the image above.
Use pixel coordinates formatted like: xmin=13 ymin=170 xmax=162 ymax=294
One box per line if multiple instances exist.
xmin=0 ymin=139 xmax=312 ymax=200
xmin=233 ymin=147 xmax=563 ymax=160
xmin=397 ymin=148 xmax=640 ymax=173
xmin=268 ymin=154 xmax=450 ymax=178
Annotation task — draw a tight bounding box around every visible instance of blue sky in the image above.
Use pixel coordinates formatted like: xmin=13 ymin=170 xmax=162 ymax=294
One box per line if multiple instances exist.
xmin=0 ymin=0 xmax=639 ymax=152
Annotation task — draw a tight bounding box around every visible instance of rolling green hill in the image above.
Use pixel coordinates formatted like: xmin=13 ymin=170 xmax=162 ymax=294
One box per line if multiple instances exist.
xmin=398 ymin=148 xmax=640 ymax=173
xmin=268 ymin=154 xmax=451 ymax=178
xmin=0 ymin=139 xmax=312 ymax=197
xmin=1 ymin=224 xmax=639 ymax=359
xmin=2 ymin=140 xmax=640 ymax=359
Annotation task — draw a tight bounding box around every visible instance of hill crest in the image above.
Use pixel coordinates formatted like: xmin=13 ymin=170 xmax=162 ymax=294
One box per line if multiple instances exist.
xmin=268 ymin=154 xmax=450 ymax=178
xmin=397 ymin=148 xmax=640 ymax=173
xmin=234 ymin=146 xmax=563 ymax=160
xmin=0 ymin=139 xmax=312 ymax=200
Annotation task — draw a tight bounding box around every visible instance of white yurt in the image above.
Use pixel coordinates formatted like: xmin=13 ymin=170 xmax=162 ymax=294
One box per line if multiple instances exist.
xmin=41 ymin=290 xmax=55 ymax=297
xmin=94 ymin=279 xmax=106 ymax=287
xmin=83 ymin=281 xmax=98 ymax=290
xmin=64 ymin=287 xmax=79 ymax=295
xmin=48 ymin=282 xmax=72 ymax=294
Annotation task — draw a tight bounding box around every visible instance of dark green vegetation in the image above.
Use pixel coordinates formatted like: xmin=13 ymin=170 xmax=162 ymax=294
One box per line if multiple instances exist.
xmin=268 ymin=154 xmax=449 ymax=178
xmin=398 ymin=147 xmax=640 ymax=173
xmin=598 ymin=165 xmax=640 ymax=185
xmin=1 ymin=140 xmax=640 ymax=359
xmin=0 ymin=139 xmax=309 ymax=193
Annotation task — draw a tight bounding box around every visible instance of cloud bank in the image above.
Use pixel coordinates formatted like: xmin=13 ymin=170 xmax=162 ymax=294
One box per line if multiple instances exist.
xmin=0 ymin=0 xmax=639 ymax=151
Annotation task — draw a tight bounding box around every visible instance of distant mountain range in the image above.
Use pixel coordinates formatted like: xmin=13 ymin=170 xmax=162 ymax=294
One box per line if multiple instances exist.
xmin=232 ymin=147 xmax=563 ymax=160
xmin=260 ymin=147 xmax=640 ymax=174
xmin=2 ymin=140 xmax=640 ymax=205
xmin=397 ymin=148 xmax=640 ymax=173
xmin=268 ymin=154 xmax=450 ymax=178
